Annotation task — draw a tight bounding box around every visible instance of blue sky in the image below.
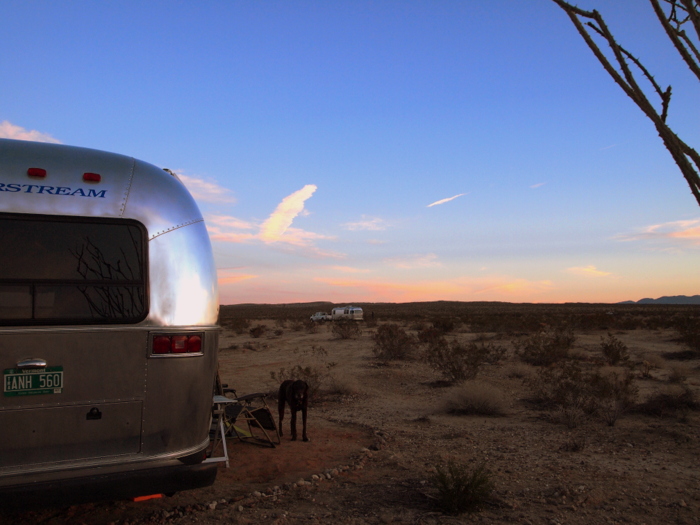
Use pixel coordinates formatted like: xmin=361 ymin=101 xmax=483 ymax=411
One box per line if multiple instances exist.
xmin=2 ymin=0 xmax=699 ymax=304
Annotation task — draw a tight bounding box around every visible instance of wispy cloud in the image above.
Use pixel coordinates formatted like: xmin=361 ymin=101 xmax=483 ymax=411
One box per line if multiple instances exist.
xmin=206 ymin=185 xmax=342 ymax=258
xmin=332 ymin=266 xmax=371 ymax=274
xmin=427 ymin=193 xmax=466 ymax=207
xmin=566 ymin=265 xmax=611 ymax=277
xmin=217 ymin=272 xmax=258 ymax=285
xmin=260 ymin=184 xmax=317 ymax=243
xmin=0 ymin=121 xmax=60 ymax=143
xmin=616 ymin=219 xmax=700 ymax=247
xmin=177 ymin=173 xmax=237 ymax=204
xmin=384 ymin=253 xmax=442 ymax=269
xmin=343 ymin=215 xmax=387 ymax=231
xmin=530 ymin=182 xmax=546 ymax=189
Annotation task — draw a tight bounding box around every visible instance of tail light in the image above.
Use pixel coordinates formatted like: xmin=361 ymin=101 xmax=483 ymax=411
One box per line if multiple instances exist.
xmin=151 ymin=334 xmax=204 ymax=356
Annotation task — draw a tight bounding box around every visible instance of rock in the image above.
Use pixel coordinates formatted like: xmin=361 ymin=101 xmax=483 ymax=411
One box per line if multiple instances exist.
xmin=252 ymin=491 xmax=262 ymax=498
xmin=208 ymin=502 xmax=217 ymax=510
xmin=238 ymin=505 xmax=244 ymax=512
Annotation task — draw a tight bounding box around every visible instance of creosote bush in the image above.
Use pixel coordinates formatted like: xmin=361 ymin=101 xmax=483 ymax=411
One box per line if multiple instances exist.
xmin=528 ymin=360 xmax=595 ymax=428
xmin=600 ymin=332 xmax=629 ymax=365
xmin=372 ymin=323 xmax=417 ymax=361
xmin=432 ymin=460 xmax=494 ymax=515
xmin=332 ymin=320 xmax=361 ymax=340
xmin=636 ymin=386 xmax=699 ymax=418
xmin=269 ymin=346 xmax=337 ymax=398
xmin=249 ymin=324 xmax=267 ymax=338
xmin=589 ymin=369 xmax=638 ymax=426
xmin=513 ymin=327 xmax=576 ymax=366
xmin=423 ymin=340 xmax=505 ymax=382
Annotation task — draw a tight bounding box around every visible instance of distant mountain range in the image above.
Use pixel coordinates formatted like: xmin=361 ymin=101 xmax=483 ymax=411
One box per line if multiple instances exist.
xmin=619 ymin=295 xmax=700 ymax=305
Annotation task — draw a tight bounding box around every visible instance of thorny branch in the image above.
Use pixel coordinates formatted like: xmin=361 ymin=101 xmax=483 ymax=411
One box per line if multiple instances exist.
xmin=552 ymin=0 xmax=700 ymax=207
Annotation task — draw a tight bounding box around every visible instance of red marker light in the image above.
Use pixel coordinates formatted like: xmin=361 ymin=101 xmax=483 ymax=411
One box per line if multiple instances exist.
xmin=83 ymin=172 xmax=101 ymax=182
xmin=27 ymin=168 xmax=47 ymax=178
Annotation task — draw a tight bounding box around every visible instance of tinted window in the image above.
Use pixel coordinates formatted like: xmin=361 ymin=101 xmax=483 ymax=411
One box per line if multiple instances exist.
xmin=0 ymin=215 xmax=147 ymax=325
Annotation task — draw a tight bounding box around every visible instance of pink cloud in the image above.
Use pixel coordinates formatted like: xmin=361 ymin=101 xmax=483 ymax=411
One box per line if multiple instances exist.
xmin=0 ymin=121 xmax=60 ymax=143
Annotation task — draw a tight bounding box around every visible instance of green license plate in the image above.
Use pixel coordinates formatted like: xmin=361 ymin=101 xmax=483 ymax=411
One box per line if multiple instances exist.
xmin=3 ymin=367 xmax=63 ymax=397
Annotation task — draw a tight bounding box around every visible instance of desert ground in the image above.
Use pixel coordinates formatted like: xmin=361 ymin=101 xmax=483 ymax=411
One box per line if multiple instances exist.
xmin=2 ymin=302 xmax=699 ymax=525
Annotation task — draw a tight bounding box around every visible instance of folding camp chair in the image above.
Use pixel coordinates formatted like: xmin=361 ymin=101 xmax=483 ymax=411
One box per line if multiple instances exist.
xmin=221 ymin=388 xmax=280 ymax=448
xmin=205 ymin=394 xmax=238 ymax=467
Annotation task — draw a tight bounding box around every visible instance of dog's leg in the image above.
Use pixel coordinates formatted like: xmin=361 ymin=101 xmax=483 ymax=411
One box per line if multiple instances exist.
xmin=301 ymin=404 xmax=308 ymax=442
xmin=278 ymin=380 xmax=291 ymax=437
xmin=290 ymin=408 xmax=298 ymax=441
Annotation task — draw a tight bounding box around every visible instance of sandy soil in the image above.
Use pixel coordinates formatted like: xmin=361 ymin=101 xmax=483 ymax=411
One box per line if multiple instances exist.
xmin=3 ymin=306 xmax=700 ymax=525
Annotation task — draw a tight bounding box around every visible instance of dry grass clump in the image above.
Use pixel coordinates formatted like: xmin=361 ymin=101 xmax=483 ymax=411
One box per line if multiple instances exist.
xmin=635 ymin=385 xmax=699 ymax=418
xmin=432 ymin=460 xmax=494 ymax=515
xmin=668 ymin=365 xmax=689 ymax=383
xmin=324 ymin=373 xmax=361 ymax=396
xmin=372 ymin=323 xmax=417 ymax=361
xmin=504 ymin=363 xmax=532 ymax=380
xmin=442 ymin=382 xmax=508 ymax=417
xmin=513 ymin=327 xmax=576 ymax=366
xmin=640 ymin=354 xmax=666 ymax=378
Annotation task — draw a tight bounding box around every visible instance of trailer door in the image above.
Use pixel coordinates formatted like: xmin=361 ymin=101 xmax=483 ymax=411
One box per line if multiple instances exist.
xmin=0 ymin=214 xmax=148 ymax=468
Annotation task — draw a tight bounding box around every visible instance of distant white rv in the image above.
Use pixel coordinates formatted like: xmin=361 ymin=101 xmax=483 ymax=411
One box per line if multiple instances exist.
xmin=331 ymin=306 xmax=363 ymax=320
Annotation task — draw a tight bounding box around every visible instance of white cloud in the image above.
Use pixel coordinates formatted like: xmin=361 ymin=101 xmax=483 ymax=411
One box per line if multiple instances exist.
xmin=0 ymin=121 xmax=60 ymax=143
xmin=343 ymin=215 xmax=388 ymax=231
xmin=427 ymin=193 xmax=466 ymax=207
xmin=259 ymin=185 xmax=317 ymax=243
xmin=530 ymin=182 xmax=546 ymax=189
xmin=177 ymin=173 xmax=237 ymax=204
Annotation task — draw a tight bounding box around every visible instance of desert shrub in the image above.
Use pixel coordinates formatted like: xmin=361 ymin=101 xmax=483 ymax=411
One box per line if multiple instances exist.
xmin=431 ymin=317 xmax=457 ymax=334
xmin=364 ymin=315 xmax=378 ymax=328
xmin=600 ymin=332 xmax=629 ymax=365
xmin=270 ymin=346 xmax=337 ymax=398
xmin=249 ymin=324 xmax=267 ymax=338
xmin=289 ymin=320 xmax=305 ymax=332
xmin=423 ymin=339 xmax=490 ymax=382
xmin=675 ymin=317 xmax=700 ymax=354
xmin=560 ymin=434 xmax=587 ymax=452
xmin=302 ymin=319 xmax=318 ymax=334
xmin=332 ymin=320 xmax=361 ymax=339
xmin=589 ymin=369 xmax=638 ymax=426
xmin=513 ymin=327 xmax=575 ymax=367
xmin=442 ymin=382 xmax=507 ymax=416
xmin=432 ymin=461 xmax=494 ymax=515
xmin=274 ymin=318 xmax=288 ymax=328
xmin=273 ymin=328 xmax=284 ymax=336
xmin=635 ymin=386 xmax=699 ymax=418
xmin=372 ymin=323 xmax=417 ymax=360
xmin=418 ymin=326 xmax=444 ymax=346
xmin=222 ymin=317 xmax=250 ymax=335
xmin=528 ymin=360 xmax=595 ymax=428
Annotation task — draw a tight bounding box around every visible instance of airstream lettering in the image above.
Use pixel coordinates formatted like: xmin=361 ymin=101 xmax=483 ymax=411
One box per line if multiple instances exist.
xmin=0 ymin=139 xmax=220 ymax=507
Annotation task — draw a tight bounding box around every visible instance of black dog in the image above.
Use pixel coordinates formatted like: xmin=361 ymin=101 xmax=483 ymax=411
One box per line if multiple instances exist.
xmin=278 ymin=379 xmax=309 ymax=442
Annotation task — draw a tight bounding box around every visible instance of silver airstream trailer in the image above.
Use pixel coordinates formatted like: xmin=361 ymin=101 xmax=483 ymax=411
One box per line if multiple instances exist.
xmin=0 ymin=138 xmax=220 ymax=506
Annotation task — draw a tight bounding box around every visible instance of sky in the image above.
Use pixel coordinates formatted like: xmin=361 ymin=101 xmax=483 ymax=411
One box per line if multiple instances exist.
xmin=1 ymin=0 xmax=699 ymax=304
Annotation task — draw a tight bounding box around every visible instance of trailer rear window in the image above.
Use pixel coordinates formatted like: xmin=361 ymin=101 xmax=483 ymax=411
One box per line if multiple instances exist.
xmin=0 ymin=214 xmax=147 ymax=325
